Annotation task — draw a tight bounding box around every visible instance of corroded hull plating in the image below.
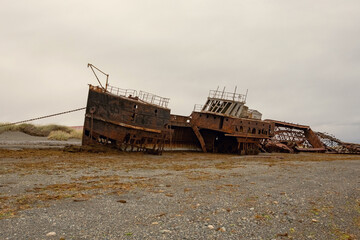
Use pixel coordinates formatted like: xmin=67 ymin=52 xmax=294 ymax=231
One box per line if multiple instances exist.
xmin=82 ymin=85 xmax=170 ymax=154
xmin=167 ymin=112 xmax=274 ymax=154
xmin=82 ymin=64 xmax=359 ymax=155
xmin=82 ymin=85 xmax=274 ymax=155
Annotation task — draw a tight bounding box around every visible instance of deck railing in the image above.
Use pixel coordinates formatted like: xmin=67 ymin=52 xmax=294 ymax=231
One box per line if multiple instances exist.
xmin=106 ymin=85 xmax=170 ymax=108
xmin=208 ymin=89 xmax=246 ymax=103
xmin=107 ymin=85 xmax=137 ymax=98
xmin=138 ymin=91 xmax=170 ymax=108
xmin=107 ymin=85 xmax=170 ymax=108
xmin=193 ymin=104 xmax=204 ymax=112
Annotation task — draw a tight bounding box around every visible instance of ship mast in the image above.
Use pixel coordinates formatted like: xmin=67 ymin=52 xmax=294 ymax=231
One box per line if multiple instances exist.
xmin=87 ymin=63 xmax=109 ymax=91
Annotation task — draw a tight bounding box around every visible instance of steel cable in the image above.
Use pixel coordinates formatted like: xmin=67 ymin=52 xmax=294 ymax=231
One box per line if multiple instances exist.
xmin=0 ymin=107 xmax=86 ymax=127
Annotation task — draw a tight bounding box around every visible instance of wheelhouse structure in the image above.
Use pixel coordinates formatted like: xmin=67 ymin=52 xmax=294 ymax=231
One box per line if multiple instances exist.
xmin=169 ymin=88 xmax=274 ymax=154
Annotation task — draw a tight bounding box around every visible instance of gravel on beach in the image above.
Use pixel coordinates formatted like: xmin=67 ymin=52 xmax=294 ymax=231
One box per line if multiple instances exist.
xmin=0 ymin=147 xmax=359 ymax=240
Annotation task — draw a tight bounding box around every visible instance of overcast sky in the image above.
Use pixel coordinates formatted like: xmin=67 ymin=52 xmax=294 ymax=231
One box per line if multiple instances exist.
xmin=1 ymin=0 xmax=359 ymax=143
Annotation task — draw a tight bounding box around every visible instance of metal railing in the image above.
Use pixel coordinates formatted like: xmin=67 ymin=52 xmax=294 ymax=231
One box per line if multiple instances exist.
xmin=138 ymin=91 xmax=170 ymax=108
xmin=193 ymin=104 xmax=204 ymax=112
xmin=107 ymin=85 xmax=137 ymax=98
xmin=106 ymin=84 xmax=170 ymax=108
xmin=208 ymin=89 xmax=246 ymax=103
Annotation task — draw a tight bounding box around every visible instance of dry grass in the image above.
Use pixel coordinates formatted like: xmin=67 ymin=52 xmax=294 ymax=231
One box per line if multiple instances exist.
xmin=0 ymin=173 xmax=155 ymax=219
xmin=0 ymin=123 xmax=72 ymax=136
xmin=69 ymin=129 xmax=82 ymax=139
xmin=0 ymin=123 xmax=82 ymax=140
xmin=48 ymin=130 xmax=71 ymax=141
xmin=1 ymin=150 xmax=359 ymax=175
xmin=185 ymin=171 xmax=224 ymax=181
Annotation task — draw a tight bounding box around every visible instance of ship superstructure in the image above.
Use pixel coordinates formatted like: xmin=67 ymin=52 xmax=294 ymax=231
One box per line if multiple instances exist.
xmin=169 ymin=88 xmax=274 ymax=154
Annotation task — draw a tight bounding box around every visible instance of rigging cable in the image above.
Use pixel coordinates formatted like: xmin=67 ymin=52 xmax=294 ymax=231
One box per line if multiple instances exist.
xmin=0 ymin=107 xmax=86 ymax=127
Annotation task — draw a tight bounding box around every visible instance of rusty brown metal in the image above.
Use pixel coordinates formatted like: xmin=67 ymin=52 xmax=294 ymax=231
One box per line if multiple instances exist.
xmin=87 ymin=63 xmax=109 ymax=91
xmin=265 ymin=142 xmax=294 ymax=153
xmin=83 ymin=82 xmax=360 ymax=155
xmin=263 ymin=120 xmax=326 ymax=153
xmin=316 ymin=132 xmax=360 ymax=154
xmin=260 ymin=120 xmax=360 ymax=154
xmin=83 ymin=84 xmax=273 ymax=155
xmin=82 ymin=85 xmax=170 ymax=154
xmin=166 ymin=115 xmax=201 ymax=151
xmin=187 ymin=111 xmax=273 ymax=154
xmin=191 ymin=125 xmax=207 ymax=153
xmin=83 ymin=69 xmax=360 ymax=156
xmin=168 ymin=88 xmax=274 ymax=155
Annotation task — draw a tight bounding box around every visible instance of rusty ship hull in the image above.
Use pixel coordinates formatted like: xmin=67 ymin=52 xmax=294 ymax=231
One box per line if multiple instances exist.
xmin=77 ymin=63 xmax=360 ymax=155
xmin=82 ymin=84 xmax=275 ymax=155
xmin=82 ymin=85 xmax=170 ymax=154
xmin=168 ymin=111 xmax=274 ymax=155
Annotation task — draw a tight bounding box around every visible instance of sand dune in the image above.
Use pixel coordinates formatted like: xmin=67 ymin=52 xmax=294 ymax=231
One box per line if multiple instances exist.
xmin=0 ymin=131 xmax=81 ymax=149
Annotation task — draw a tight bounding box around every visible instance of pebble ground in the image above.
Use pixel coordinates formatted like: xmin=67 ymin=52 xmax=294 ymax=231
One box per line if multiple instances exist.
xmin=0 ymin=150 xmax=359 ymax=240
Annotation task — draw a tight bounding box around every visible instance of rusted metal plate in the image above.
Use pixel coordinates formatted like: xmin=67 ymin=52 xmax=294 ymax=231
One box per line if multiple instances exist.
xmin=186 ymin=111 xmax=273 ymax=154
xmin=166 ymin=89 xmax=274 ymax=155
xmin=82 ymin=68 xmax=358 ymax=156
xmin=316 ymin=132 xmax=360 ymax=154
xmin=82 ymin=85 xmax=170 ymax=154
xmin=83 ymin=86 xmax=274 ymax=155
xmin=263 ymin=120 xmax=326 ymax=153
xmin=295 ymin=147 xmax=327 ymax=152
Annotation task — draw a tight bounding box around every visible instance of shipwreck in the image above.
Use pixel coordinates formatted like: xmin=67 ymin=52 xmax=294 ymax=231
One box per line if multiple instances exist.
xmin=82 ymin=64 xmax=360 ymax=155
xmin=82 ymin=64 xmax=274 ymax=154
